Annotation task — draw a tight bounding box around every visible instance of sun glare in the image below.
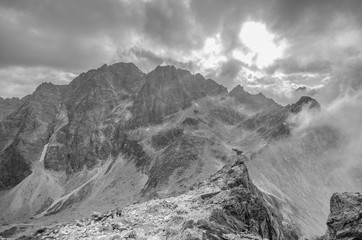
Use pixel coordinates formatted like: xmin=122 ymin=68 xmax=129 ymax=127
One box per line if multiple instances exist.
xmin=238 ymin=21 xmax=285 ymax=68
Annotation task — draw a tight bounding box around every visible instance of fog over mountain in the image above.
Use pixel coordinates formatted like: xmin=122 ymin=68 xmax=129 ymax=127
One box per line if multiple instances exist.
xmin=0 ymin=1 xmax=362 ymax=239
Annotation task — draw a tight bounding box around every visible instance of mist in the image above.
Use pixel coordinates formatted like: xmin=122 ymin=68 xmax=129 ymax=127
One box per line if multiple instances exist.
xmin=244 ymin=89 xmax=362 ymax=235
xmin=291 ymin=89 xmax=362 ymax=188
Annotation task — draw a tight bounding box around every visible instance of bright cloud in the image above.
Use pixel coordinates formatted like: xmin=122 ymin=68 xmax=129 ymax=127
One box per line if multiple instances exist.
xmin=238 ymin=22 xmax=286 ymax=68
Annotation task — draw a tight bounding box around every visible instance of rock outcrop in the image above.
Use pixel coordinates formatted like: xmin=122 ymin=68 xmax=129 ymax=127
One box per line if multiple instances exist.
xmin=228 ymin=85 xmax=279 ymax=111
xmin=318 ymin=192 xmax=362 ymax=240
xmin=130 ymin=65 xmax=227 ymax=128
xmin=43 ymin=62 xmax=146 ymax=174
xmin=0 ymin=83 xmax=63 ymax=190
xmin=12 ymin=158 xmax=300 ymax=240
xmin=287 ymin=96 xmax=321 ymax=113
xmin=0 ymin=97 xmax=23 ymax=121
xmin=243 ymin=95 xmax=320 ymax=140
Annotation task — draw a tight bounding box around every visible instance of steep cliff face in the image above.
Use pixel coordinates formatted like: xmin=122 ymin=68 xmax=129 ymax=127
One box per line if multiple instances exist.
xmin=43 ymin=64 xmax=227 ymax=175
xmin=44 ymin=62 xmax=146 ymax=174
xmin=130 ymin=65 xmax=227 ymax=128
xmin=317 ymin=192 xmax=362 ymax=240
xmin=0 ymin=83 xmax=63 ymax=190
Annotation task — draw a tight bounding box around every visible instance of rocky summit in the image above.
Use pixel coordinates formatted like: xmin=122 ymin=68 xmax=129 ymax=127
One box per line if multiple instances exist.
xmin=0 ymin=62 xmax=360 ymax=239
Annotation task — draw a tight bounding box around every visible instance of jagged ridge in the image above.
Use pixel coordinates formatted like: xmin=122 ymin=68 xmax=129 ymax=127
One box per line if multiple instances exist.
xmin=12 ymin=157 xmax=300 ymax=240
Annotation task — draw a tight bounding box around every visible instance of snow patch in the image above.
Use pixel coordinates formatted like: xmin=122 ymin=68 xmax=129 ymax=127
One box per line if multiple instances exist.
xmin=39 ymin=144 xmax=49 ymax=163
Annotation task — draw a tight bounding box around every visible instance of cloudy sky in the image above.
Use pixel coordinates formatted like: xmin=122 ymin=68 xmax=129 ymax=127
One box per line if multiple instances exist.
xmin=1 ymin=0 xmax=362 ymax=104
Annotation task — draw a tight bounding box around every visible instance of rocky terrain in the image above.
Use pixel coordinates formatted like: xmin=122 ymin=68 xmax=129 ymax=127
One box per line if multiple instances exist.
xmin=0 ymin=97 xmax=24 ymax=121
xmin=0 ymin=62 xmax=360 ymax=239
xmin=317 ymin=192 xmax=362 ymax=240
xmin=5 ymin=157 xmax=300 ymax=240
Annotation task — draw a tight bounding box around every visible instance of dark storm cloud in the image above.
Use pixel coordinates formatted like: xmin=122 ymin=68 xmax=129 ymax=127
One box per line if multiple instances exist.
xmin=2 ymin=0 xmax=362 ymax=70
xmin=143 ymin=0 xmax=203 ymax=50
xmin=0 ymin=0 xmax=139 ymax=70
xmin=265 ymin=0 xmax=362 ymax=72
xmin=267 ymin=0 xmax=362 ymax=36
xmin=0 ymin=0 xmax=201 ymax=71
xmin=0 ymin=0 xmax=206 ymax=97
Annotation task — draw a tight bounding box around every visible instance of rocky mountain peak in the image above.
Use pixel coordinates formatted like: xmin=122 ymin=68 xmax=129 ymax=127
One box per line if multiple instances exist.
xmin=0 ymin=96 xmax=20 ymax=101
xmin=228 ymin=85 xmax=251 ymax=98
xmin=0 ymin=80 xmax=63 ymax=191
xmin=35 ymin=82 xmax=56 ymax=92
xmin=229 ymin=84 xmax=245 ymax=94
xmin=154 ymin=64 xmax=177 ymax=71
xmin=228 ymin=85 xmax=279 ymax=111
xmin=98 ymin=63 xmax=108 ymax=70
xmin=289 ymin=95 xmax=321 ymax=113
xmin=130 ymin=65 xmax=226 ymax=127
xmin=146 ymin=65 xmax=181 ymax=85
xmin=108 ymin=62 xmax=142 ymax=73
xmin=257 ymin=92 xmax=266 ymax=97
xmin=68 ymin=62 xmax=145 ymax=92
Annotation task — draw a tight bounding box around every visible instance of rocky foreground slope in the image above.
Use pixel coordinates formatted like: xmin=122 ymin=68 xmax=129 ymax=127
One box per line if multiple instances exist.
xmin=317 ymin=192 xmax=362 ymax=240
xmin=5 ymin=157 xmax=300 ymax=240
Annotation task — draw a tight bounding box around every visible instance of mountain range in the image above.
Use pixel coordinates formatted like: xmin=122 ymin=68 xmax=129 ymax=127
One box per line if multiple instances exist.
xmin=0 ymin=62 xmax=360 ymax=239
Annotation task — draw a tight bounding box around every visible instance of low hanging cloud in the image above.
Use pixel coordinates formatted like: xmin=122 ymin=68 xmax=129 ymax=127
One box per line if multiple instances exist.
xmin=286 ymin=88 xmax=362 ymax=187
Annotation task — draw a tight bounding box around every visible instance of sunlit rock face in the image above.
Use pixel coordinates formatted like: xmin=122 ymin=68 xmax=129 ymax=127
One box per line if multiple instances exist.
xmin=0 ymin=62 xmax=359 ymax=239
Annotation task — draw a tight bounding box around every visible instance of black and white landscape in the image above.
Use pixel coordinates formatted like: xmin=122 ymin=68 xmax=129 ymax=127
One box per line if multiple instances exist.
xmin=0 ymin=1 xmax=361 ymax=239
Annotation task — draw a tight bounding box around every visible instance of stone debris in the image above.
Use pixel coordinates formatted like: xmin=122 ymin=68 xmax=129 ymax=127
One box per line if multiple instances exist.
xmin=14 ymin=159 xmax=299 ymax=240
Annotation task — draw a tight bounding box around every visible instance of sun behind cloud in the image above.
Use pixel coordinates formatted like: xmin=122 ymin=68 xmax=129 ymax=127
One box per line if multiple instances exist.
xmin=236 ymin=21 xmax=286 ymax=68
